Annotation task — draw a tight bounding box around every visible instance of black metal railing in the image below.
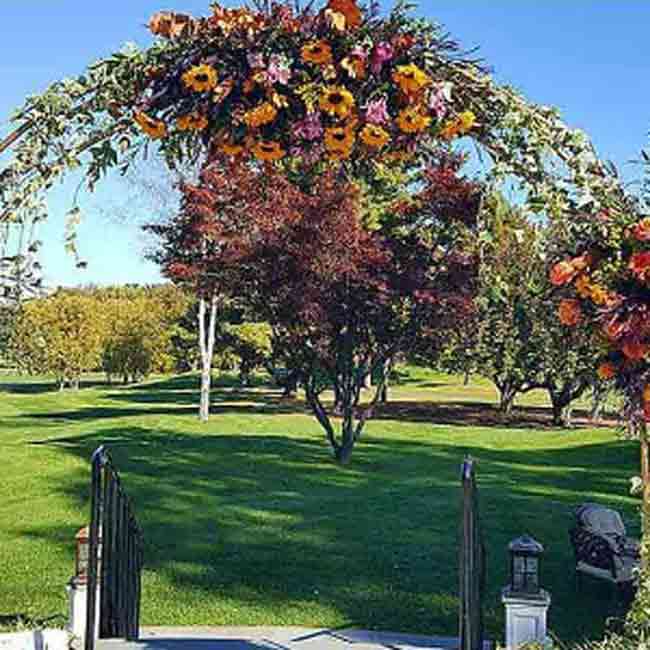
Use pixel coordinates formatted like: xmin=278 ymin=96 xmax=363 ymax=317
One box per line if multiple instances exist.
xmin=459 ymin=457 xmax=486 ymax=650
xmin=86 ymin=446 xmax=144 ymax=650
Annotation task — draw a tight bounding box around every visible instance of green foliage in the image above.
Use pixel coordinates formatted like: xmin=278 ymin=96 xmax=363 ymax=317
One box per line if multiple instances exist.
xmin=11 ymin=290 xmax=105 ymax=387
xmin=222 ymin=322 xmax=273 ymax=383
xmin=10 ymin=284 xmax=192 ymax=386
xmin=442 ymin=194 xmax=599 ymax=420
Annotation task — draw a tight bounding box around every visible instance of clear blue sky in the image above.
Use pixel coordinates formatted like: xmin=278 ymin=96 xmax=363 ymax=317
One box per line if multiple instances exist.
xmin=1 ymin=1 xmax=649 ymax=287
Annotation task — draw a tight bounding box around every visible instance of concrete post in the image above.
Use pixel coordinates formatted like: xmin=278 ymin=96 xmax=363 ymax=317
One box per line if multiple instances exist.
xmin=501 ymin=588 xmax=551 ymax=650
xmin=66 ymin=579 xmax=99 ymax=646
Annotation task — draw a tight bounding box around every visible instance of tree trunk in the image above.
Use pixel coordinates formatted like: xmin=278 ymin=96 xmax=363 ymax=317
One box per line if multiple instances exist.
xmin=282 ymin=370 xmax=298 ymax=398
xmin=590 ymin=382 xmax=606 ymax=422
xmin=198 ymin=293 xmax=218 ymax=423
xmin=463 ymin=369 xmax=471 ymax=386
xmin=498 ymin=383 xmax=517 ymax=415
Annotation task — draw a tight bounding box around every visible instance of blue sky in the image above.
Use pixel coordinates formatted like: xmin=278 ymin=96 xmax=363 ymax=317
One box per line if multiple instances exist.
xmin=1 ymin=1 xmax=649 ymax=287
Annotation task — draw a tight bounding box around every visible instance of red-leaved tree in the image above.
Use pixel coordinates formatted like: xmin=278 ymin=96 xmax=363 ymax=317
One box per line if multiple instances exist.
xmin=150 ymin=154 xmax=481 ymax=462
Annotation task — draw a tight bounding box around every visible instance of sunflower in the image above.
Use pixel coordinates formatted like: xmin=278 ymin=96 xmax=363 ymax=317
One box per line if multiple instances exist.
xmin=301 ymin=40 xmax=333 ymax=65
xmin=324 ymin=124 xmax=356 ymax=159
xmin=252 ymin=140 xmax=286 ymax=162
xmin=243 ymin=102 xmax=278 ymax=128
xmin=176 ymin=113 xmax=209 ymax=132
xmin=392 ymin=64 xmax=431 ymax=96
xmin=360 ymin=124 xmax=390 ymax=148
xmin=320 ymin=86 xmax=356 ymax=119
xmin=134 ymin=111 xmax=167 ymax=139
xmin=396 ymin=107 xmax=431 ymax=134
xmin=182 ymin=64 xmax=218 ymax=92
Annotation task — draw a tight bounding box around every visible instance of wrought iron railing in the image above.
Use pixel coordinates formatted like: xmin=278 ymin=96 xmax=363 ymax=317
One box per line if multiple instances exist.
xmin=459 ymin=457 xmax=486 ymax=650
xmin=86 ymin=446 xmax=144 ymax=650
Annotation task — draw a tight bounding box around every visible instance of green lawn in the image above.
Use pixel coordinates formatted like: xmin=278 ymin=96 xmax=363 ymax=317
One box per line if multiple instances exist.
xmin=0 ymin=368 xmax=639 ymax=643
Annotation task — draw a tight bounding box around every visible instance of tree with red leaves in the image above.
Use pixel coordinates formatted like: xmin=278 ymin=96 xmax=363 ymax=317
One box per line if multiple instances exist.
xmin=150 ymin=154 xmax=481 ymax=462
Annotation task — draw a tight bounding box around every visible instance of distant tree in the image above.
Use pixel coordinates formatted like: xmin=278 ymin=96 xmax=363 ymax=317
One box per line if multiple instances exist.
xmin=444 ymin=194 xmax=597 ymax=423
xmin=98 ymin=285 xmax=190 ymax=383
xmin=222 ymin=322 xmax=273 ymax=385
xmin=12 ymin=290 xmax=105 ymax=389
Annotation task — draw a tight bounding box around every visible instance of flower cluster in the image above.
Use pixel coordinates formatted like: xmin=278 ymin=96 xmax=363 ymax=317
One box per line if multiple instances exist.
xmin=134 ymin=1 xmax=476 ymax=170
xmin=549 ymin=205 xmax=650 ymax=419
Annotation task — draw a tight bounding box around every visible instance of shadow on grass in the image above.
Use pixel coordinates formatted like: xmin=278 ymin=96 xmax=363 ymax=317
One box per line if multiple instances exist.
xmin=0 ymin=378 xmax=111 ymax=395
xmin=23 ymin=421 xmax=638 ymax=643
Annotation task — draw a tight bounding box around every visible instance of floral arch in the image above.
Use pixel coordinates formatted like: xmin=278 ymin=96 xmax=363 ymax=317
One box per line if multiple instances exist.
xmin=0 ymin=0 xmax=626 ymax=296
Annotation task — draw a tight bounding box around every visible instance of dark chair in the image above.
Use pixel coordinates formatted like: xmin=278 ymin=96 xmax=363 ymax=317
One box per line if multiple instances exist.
xmin=570 ymin=503 xmax=640 ymax=588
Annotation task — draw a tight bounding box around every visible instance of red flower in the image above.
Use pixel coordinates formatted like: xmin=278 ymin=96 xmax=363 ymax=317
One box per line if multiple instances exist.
xmin=633 ymin=218 xmax=650 ymax=242
xmin=558 ymin=299 xmax=582 ymax=326
xmin=327 ymin=0 xmax=362 ymax=29
xmin=622 ymin=340 xmax=648 ymax=361
xmin=550 ymin=261 xmax=577 ymax=286
xmin=629 ymin=251 xmax=650 ymax=282
xmin=597 ymin=362 xmax=617 ymax=380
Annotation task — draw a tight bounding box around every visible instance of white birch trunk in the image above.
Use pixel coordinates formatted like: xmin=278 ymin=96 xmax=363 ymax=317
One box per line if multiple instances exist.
xmin=198 ymin=292 xmax=218 ymax=422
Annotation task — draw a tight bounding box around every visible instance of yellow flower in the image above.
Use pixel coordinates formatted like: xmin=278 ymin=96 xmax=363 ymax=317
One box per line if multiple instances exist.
xmin=243 ymin=102 xmax=278 ymax=128
xmin=134 ymin=111 xmax=166 ymax=139
xmin=360 ymin=124 xmax=390 ymax=148
xmin=320 ymin=86 xmax=356 ymax=119
xmin=301 ymin=40 xmax=333 ymax=65
xmin=458 ymin=110 xmax=476 ymax=134
xmin=392 ymin=64 xmax=431 ymax=95
xmin=221 ymin=141 xmax=245 ymax=157
xmin=440 ymin=111 xmax=477 ymax=140
xmin=252 ymin=140 xmax=286 ymax=162
xmin=324 ymin=124 xmax=356 ymax=159
xmin=396 ymin=107 xmax=431 ymax=134
xmin=182 ymin=64 xmax=218 ymax=92
xmin=176 ymin=113 xmax=209 ymax=132
xmin=575 ymin=274 xmax=592 ymax=299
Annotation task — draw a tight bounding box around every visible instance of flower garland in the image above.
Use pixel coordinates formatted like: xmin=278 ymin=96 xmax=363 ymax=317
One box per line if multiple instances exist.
xmin=132 ymin=0 xmax=476 ymax=172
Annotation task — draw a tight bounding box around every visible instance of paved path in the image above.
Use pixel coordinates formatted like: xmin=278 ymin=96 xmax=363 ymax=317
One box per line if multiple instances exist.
xmin=97 ymin=627 xmax=484 ymax=650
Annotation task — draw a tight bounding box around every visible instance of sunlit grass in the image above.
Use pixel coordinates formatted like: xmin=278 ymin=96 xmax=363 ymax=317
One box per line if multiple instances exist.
xmin=0 ymin=368 xmax=637 ymax=643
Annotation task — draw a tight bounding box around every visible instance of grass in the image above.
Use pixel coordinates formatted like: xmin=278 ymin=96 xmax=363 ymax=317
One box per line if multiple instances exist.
xmin=0 ymin=367 xmax=639 ymax=644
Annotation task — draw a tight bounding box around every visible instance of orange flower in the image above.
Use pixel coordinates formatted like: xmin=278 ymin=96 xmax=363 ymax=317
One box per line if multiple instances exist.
xmin=326 ymin=0 xmax=362 ymax=29
xmin=176 ymin=113 xmax=209 ymax=132
xmin=243 ymin=103 xmax=278 ymax=128
xmin=182 ymin=65 xmax=218 ymax=92
xmin=597 ymin=362 xmax=617 ymax=381
xmin=134 ymin=111 xmax=166 ymax=139
xmin=360 ymin=124 xmax=390 ymax=148
xmin=604 ymin=318 xmax=625 ymax=341
xmin=301 ymin=40 xmax=333 ymax=65
xmin=550 ymin=261 xmax=578 ymax=287
xmin=629 ymin=251 xmax=650 ymax=282
xmin=252 ymin=140 xmax=286 ymax=162
xmin=397 ymin=107 xmax=431 ymax=134
xmin=324 ymin=124 xmax=356 ymax=159
xmin=221 ymin=142 xmax=245 ymax=157
xmin=392 ymin=64 xmax=431 ymax=97
xmin=622 ymin=340 xmax=648 ymax=361
xmin=633 ymin=217 xmax=650 ymax=242
xmin=320 ymin=86 xmax=356 ymax=119
xmin=558 ymin=299 xmax=582 ymax=327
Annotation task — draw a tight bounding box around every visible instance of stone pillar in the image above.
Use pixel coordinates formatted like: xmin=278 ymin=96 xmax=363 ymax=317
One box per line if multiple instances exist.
xmin=501 ymin=588 xmax=551 ymax=650
xmin=66 ymin=579 xmax=100 ymax=645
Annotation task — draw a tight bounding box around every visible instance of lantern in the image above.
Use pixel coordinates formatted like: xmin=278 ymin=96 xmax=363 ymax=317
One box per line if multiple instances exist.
xmin=75 ymin=526 xmax=90 ymax=585
xmin=508 ymin=535 xmax=544 ymax=595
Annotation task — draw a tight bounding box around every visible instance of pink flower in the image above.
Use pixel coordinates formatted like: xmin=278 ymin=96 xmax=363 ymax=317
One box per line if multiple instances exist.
xmin=247 ymin=52 xmax=264 ymax=69
xmin=364 ymin=97 xmax=390 ymax=125
xmin=293 ymin=113 xmax=324 ymax=141
xmin=267 ymin=54 xmax=292 ymax=85
xmin=429 ymin=83 xmax=451 ymax=120
xmin=371 ymin=41 xmax=394 ymax=75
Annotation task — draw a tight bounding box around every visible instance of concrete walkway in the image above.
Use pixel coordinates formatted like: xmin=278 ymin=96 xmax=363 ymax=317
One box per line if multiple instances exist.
xmin=97 ymin=627 xmax=488 ymax=650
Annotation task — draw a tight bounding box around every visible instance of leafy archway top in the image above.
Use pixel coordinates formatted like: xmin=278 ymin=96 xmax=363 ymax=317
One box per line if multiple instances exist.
xmin=0 ymin=0 xmax=634 ymax=295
